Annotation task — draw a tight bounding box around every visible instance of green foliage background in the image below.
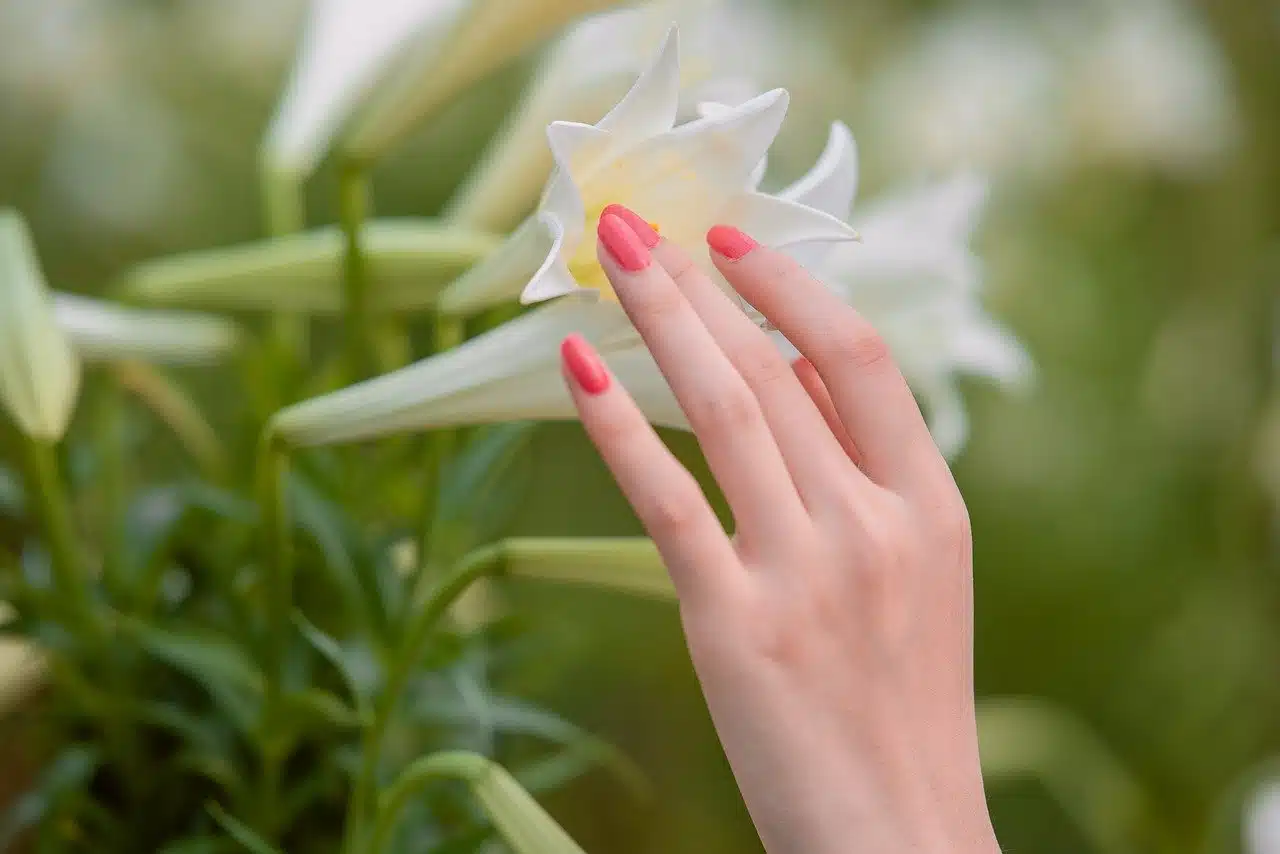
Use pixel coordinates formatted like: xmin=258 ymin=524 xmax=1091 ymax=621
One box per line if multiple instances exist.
xmin=1 ymin=0 xmax=1277 ymax=852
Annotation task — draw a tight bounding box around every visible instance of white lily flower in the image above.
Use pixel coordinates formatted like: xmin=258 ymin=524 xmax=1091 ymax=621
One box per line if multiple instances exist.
xmin=264 ymin=0 xmax=628 ymax=180
xmin=444 ymin=0 xmax=769 ymax=232
xmin=0 ymin=210 xmax=80 ymax=441
xmin=440 ymin=28 xmax=855 ymax=315
xmin=777 ymin=125 xmax=1031 ymax=456
xmin=53 ymin=294 xmax=242 ymax=365
xmin=273 ymin=28 xmax=856 ymax=447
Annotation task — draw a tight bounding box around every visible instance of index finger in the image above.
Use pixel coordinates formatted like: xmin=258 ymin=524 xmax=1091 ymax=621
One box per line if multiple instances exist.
xmin=707 ymin=225 xmax=947 ymax=493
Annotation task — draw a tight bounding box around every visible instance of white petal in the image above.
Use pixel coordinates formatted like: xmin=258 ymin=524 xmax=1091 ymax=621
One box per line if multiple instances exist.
xmin=778 ymin=121 xmax=858 ymax=221
xmin=540 ymin=121 xmax=611 ymax=229
xmin=605 ymin=89 xmax=791 ymax=237
xmin=53 ymin=295 xmax=241 ymax=364
xmin=916 ymin=376 xmax=970 ymax=459
xmin=272 ymin=297 xmax=632 ymax=446
xmin=440 ymin=214 xmax=566 ymax=314
xmin=263 ymin=0 xmax=464 ymax=176
xmin=596 ymin=26 xmax=681 ymax=144
xmin=520 ymin=214 xmax=582 ymax=304
xmin=0 ymin=211 xmax=80 ymax=441
xmin=858 ymin=172 xmax=989 ymax=246
xmin=722 ymin=191 xmax=859 ymax=249
xmin=948 ymin=306 xmax=1032 ymax=385
xmin=1246 ymin=778 xmax=1280 ymax=854
xmin=345 ymin=0 xmax=634 ymax=161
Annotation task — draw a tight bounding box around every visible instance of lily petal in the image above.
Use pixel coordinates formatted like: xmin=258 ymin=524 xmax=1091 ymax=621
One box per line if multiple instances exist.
xmin=778 ymin=121 xmax=858 ymax=221
xmin=0 ymin=211 xmax=80 ymax=441
xmin=53 ymin=295 xmax=241 ymax=365
xmin=721 ymin=191 xmax=860 ymax=249
xmin=596 ymin=27 xmax=681 ymax=144
xmin=272 ymin=297 xmax=631 ymax=446
xmin=345 ymin=0 xmax=630 ymax=161
xmin=264 ymin=0 xmax=465 ymax=177
xmin=440 ymin=214 xmax=569 ymax=314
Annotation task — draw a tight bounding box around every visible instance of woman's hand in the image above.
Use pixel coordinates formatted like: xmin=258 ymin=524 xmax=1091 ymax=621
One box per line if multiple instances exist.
xmin=559 ymin=205 xmax=1000 ymax=854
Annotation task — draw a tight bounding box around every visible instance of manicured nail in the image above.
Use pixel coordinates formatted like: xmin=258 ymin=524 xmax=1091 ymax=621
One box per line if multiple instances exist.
xmin=601 ymin=203 xmax=660 ymax=248
xmin=561 ymin=334 xmax=611 ymax=395
xmin=706 ymin=224 xmax=758 ymax=260
xmin=598 ymin=213 xmax=651 ymax=271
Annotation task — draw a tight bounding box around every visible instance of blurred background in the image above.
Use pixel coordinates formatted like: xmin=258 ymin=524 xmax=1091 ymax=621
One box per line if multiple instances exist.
xmin=1 ymin=0 xmax=1277 ymax=851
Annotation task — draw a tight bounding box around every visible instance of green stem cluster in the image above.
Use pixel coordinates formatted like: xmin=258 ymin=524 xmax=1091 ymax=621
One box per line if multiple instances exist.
xmin=342 ymin=544 xmax=504 ymax=854
xmin=256 ymin=435 xmax=293 ymax=841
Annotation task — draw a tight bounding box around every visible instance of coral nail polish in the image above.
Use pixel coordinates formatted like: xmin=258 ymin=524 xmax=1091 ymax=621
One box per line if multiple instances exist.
xmin=561 ymin=334 xmax=610 ymax=395
xmin=601 ymin=203 xmax=660 ymax=247
xmin=597 ymin=213 xmax=651 ymax=271
xmin=706 ymin=224 xmax=758 ymax=260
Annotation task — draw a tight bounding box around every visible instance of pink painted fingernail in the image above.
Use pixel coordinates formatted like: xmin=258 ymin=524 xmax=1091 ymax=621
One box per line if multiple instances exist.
xmin=598 ymin=213 xmax=651 ymax=271
xmin=706 ymin=224 xmax=758 ymax=260
xmin=601 ymin=203 xmax=660 ymax=248
xmin=561 ymin=334 xmax=610 ymax=395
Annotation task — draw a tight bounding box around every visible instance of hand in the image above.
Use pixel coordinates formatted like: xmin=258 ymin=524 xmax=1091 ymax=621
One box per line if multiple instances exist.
xmin=558 ymin=205 xmax=1000 ymax=854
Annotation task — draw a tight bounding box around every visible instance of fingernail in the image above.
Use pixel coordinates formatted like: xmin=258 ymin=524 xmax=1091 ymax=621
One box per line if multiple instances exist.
xmin=601 ymin=203 xmax=660 ymax=248
xmin=598 ymin=213 xmax=651 ymax=271
xmin=706 ymin=224 xmax=758 ymax=260
xmin=561 ymin=334 xmax=610 ymax=395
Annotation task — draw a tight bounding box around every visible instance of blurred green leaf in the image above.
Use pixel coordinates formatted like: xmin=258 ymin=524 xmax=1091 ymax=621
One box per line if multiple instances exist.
xmin=0 ymin=745 xmax=100 ymax=849
xmin=125 ymin=620 xmax=263 ymax=734
xmin=432 ymin=423 xmax=537 ymax=564
xmin=293 ymin=611 xmax=372 ymax=716
xmin=0 ymin=463 xmax=23 ymax=516
xmin=280 ymin=687 xmax=364 ymax=732
xmin=206 ymin=803 xmax=283 ymax=854
xmin=373 ymin=751 xmax=588 ymax=854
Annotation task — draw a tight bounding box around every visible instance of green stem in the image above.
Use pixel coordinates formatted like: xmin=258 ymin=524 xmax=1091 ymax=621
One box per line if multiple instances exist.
xmin=342 ymin=543 xmax=505 ymax=854
xmin=256 ymin=434 xmax=293 ymax=841
xmin=417 ymin=312 xmax=467 ymax=565
xmin=20 ymin=438 xmax=97 ymax=630
xmin=93 ymin=379 xmax=127 ymax=597
xmin=368 ymin=752 xmax=488 ymax=854
xmin=260 ymin=164 xmax=308 ymax=411
xmin=339 ymin=160 xmax=374 ymax=381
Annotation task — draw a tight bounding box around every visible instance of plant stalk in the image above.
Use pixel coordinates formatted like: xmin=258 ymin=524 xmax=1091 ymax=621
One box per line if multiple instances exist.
xmin=256 ymin=434 xmax=293 ymax=841
xmin=417 ymin=311 xmax=466 ymax=566
xmin=339 ymin=160 xmax=375 ymax=382
xmin=20 ymin=438 xmax=97 ymax=631
xmin=342 ymin=543 xmax=504 ymax=854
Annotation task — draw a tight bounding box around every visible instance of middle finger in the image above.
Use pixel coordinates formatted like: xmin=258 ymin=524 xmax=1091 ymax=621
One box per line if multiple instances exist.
xmin=595 ymin=211 xmax=810 ymax=551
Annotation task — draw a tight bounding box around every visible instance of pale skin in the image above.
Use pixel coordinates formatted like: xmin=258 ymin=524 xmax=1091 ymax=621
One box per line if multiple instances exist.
xmin=558 ymin=205 xmax=1002 ymax=854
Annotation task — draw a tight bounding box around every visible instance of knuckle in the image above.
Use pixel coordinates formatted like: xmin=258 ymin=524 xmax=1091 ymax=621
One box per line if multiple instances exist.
xmin=732 ymin=344 xmax=793 ymax=393
xmin=687 ymin=384 xmax=761 ymax=436
xmin=663 ymin=252 xmax=700 ymax=289
xmin=831 ymin=324 xmax=893 ymax=371
xmin=627 ymin=279 xmax=686 ymax=325
xmin=640 ymin=475 xmax=706 ymax=537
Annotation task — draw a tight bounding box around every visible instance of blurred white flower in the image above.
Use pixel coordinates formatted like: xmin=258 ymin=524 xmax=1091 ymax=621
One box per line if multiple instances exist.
xmin=778 ymin=126 xmax=1030 ymax=456
xmin=865 ymin=0 xmax=1237 ymax=180
xmin=445 ymin=0 xmax=792 ymax=231
xmin=1059 ymin=0 xmax=1237 ymax=173
xmin=1246 ymin=777 xmax=1280 ymax=854
xmin=265 ymin=0 xmax=628 ymax=180
xmin=273 ymin=29 xmax=856 ymax=446
xmin=0 ymin=211 xmax=81 ymax=442
xmin=864 ymin=10 xmax=1064 ymax=178
xmin=53 ymin=295 xmax=242 ymax=365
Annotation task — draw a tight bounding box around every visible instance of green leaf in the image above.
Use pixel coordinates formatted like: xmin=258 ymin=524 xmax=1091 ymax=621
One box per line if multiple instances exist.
xmin=157 ymin=835 xmax=228 ymax=854
xmin=206 ymin=803 xmax=284 ymax=854
xmin=286 ymin=474 xmax=380 ymax=629
xmin=279 ymin=687 xmax=364 ymax=732
xmin=118 ymin=220 xmax=500 ymax=314
xmin=0 ymin=463 xmax=23 ymax=516
xmin=0 ymin=745 xmax=100 ymax=848
xmin=125 ymin=620 xmax=263 ymax=734
xmin=432 ymin=423 xmax=536 ymax=564
xmin=412 ymin=692 xmax=647 ymax=799
xmin=373 ymin=752 xmax=588 ymax=854
xmin=293 ymin=611 xmax=371 ymax=716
